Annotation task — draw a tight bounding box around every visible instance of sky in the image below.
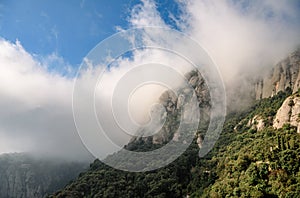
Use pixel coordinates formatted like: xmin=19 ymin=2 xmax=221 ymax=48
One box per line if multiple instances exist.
xmin=0 ymin=0 xmax=299 ymax=161
xmin=0 ymin=0 xmax=132 ymax=66
xmin=0 ymin=0 xmax=182 ymax=67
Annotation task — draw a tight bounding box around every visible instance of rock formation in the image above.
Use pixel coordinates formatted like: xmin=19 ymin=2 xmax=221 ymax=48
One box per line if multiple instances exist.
xmin=255 ymin=49 xmax=300 ymax=99
xmin=273 ymin=95 xmax=300 ymax=133
xmin=128 ymin=70 xmax=211 ymax=148
xmin=0 ymin=153 xmax=88 ymax=198
xmin=247 ymin=115 xmax=265 ymax=131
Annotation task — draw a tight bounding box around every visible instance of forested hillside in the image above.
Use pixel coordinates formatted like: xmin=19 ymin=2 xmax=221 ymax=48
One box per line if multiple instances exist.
xmin=51 ymin=89 xmax=299 ymax=197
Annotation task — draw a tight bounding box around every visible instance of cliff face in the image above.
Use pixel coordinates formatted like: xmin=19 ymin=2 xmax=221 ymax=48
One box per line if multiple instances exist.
xmin=0 ymin=153 xmax=88 ymax=198
xmin=273 ymin=94 xmax=300 ymax=133
xmin=127 ymin=70 xmax=210 ymax=148
xmin=255 ymin=49 xmax=300 ymax=99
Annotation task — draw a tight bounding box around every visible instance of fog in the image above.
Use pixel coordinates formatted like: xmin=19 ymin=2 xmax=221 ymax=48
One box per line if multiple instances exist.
xmin=0 ymin=0 xmax=299 ymax=160
xmin=182 ymin=0 xmax=300 ymax=110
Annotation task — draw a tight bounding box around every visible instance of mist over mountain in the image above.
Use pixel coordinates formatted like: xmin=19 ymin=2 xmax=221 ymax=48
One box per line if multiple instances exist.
xmin=1 ymin=42 xmax=299 ymax=198
xmin=50 ymin=50 xmax=300 ymax=197
xmin=1 ymin=0 xmax=300 ymax=198
xmin=255 ymin=49 xmax=300 ymax=99
xmin=0 ymin=153 xmax=89 ymax=198
xmin=0 ymin=0 xmax=299 ymax=161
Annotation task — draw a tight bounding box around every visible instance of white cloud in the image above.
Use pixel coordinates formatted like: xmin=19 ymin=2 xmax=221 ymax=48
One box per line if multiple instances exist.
xmin=130 ymin=0 xmax=165 ymax=27
xmin=126 ymin=0 xmax=300 ymax=87
xmin=0 ymin=38 xmax=91 ymax=160
xmin=0 ymin=0 xmax=299 ymax=159
xmin=0 ymin=35 xmax=192 ymax=160
xmin=178 ymin=0 xmax=300 ymax=109
xmin=183 ymin=0 xmax=300 ymax=81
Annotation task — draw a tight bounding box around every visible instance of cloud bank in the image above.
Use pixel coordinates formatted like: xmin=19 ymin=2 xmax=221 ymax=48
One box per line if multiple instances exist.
xmin=0 ymin=38 xmax=93 ymax=160
xmin=183 ymin=0 xmax=300 ymax=83
xmin=0 ymin=0 xmax=299 ymax=159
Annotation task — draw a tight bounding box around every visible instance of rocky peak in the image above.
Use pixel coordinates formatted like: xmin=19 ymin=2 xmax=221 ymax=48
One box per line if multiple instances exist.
xmin=255 ymin=49 xmax=300 ymax=99
xmin=127 ymin=70 xmax=211 ymax=148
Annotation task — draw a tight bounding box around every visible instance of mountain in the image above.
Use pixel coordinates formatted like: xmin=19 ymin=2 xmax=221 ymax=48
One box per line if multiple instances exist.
xmin=99 ymin=70 xmax=211 ymax=172
xmin=50 ymin=89 xmax=300 ymax=198
xmin=255 ymin=49 xmax=300 ymax=99
xmin=202 ymin=91 xmax=299 ymax=197
xmin=50 ymin=51 xmax=300 ymax=197
xmin=126 ymin=70 xmax=210 ymax=150
xmin=0 ymin=153 xmax=88 ymax=198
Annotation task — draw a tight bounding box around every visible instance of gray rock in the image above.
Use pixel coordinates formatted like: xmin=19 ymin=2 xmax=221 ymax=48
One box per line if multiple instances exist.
xmin=255 ymin=49 xmax=300 ymax=99
xmin=247 ymin=115 xmax=265 ymax=131
xmin=273 ymin=95 xmax=300 ymax=133
xmin=129 ymin=70 xmax=211 ymax=146
xmin=0 ymin=153 xmax=88 ymax=198
xmin=189 ymin=76 xmax=199 ymax=87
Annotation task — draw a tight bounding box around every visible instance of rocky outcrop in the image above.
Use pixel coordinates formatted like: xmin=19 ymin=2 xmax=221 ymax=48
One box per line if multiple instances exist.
xmin=247 ymin=115 xmax=265 ymax=131
xmin=273 ymin=95 xmax=300 ymax=133
xmin=128 ymin=70 xmax=210 ymax=148
xmin=255 ymin=49 xmax=300 ymax=99
xmin=156 ymin=70 xmax=210 ymax=145
xmin=0 ymin=153 xmax=88 ymax=198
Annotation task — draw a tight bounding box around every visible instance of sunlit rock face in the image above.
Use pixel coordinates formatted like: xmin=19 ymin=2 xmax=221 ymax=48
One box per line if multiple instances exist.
xmin=247 ymin=115 xmax=265 ymax=132
xmin=273 ymin=95 xmax=300 ymax=133
xmin=255 ymin=49 xmax=300 ymax=100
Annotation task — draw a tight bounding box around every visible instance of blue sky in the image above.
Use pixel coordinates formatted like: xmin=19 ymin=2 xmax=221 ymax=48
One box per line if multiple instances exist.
xmin=0 ymin=0 xmax=181 ymax=66
xmin=1 ymin=0 xmax=300 ymax=70
xmin=2 ymin=0 xmax=298 ymax=68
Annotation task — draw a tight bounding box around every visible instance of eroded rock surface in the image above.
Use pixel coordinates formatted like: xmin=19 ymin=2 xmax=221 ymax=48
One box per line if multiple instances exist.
xmin=273 ymin=95 xmax=300 ymax=133
xmin=255 ymin=49 xmax=300 ymax=99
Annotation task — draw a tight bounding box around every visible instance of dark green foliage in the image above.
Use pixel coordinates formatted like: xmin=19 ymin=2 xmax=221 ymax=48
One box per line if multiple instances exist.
xmin=241 ymin=90 xmax=290 ymax=129
xmin=202 ymin=127 xmax=300 ymax=198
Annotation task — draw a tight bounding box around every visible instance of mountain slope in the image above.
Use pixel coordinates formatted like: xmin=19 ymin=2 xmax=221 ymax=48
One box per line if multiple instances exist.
xmin=0 ymin=153 xmax=88 ymax=198
xmin=202 ymin=92 xmax=300 ymax=197
xmin=50 ymin=79 xmax=300 ymax=197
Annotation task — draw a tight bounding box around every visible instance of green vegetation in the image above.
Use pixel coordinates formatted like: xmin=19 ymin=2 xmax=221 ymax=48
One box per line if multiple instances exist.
xmin=202 ymin=125 xmax=300 ymax=198
xmin=51 ymin=90 xmax=299 ymax=198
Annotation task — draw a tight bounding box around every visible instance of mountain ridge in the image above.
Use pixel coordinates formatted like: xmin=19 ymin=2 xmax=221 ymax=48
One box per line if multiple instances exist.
xmin=50 ymin=49 xmax=300 ymax=197
xmin=255 ymin=49 xmax=300 ymax=99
